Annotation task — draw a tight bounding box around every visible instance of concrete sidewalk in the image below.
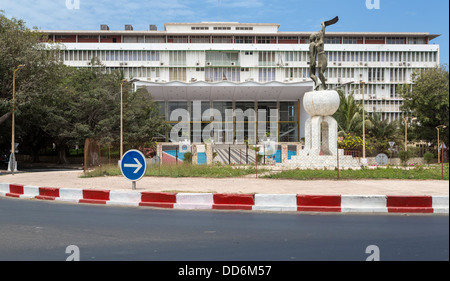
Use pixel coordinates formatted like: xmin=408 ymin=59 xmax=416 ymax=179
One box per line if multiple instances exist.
xmin=0 ymin=170 xmax=448 ymax=196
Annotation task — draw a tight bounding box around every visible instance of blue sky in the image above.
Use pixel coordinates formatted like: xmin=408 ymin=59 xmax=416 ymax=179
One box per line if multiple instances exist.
xmin=1 ymin=0 xmax=448 ymax=64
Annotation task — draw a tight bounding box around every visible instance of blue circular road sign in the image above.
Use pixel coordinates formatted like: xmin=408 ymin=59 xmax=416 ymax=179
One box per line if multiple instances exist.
xmin=120 ymin=150 xmax=147 ymax=181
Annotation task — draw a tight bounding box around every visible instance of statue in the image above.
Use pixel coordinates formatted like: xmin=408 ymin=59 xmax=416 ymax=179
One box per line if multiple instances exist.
xmin=282 ymin=16 xmax=359 ymax=169
xmin=309 ymin=16 xmax=339 ymax=91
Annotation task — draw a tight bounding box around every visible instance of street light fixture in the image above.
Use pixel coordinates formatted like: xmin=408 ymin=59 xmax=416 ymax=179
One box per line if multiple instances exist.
xmin=436 ymin=125 xmax=447 ymax=163
xmin=403 ymin=116 xmax=417 ymax=152
xmin=9 ymin=64 xmax=25 ymax=175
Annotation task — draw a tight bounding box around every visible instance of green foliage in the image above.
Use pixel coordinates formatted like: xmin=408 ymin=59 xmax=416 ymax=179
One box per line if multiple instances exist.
xmin=183 ymin=152 xmax=193 ymax=164
xmin=338 ymin=133 xmax=375 ymax=155
xmin=333 ymin=89 xmax=364 ymax=135
xmin=398 ymin=150 xmax=413 ymax=165
xmin=366 ymin=112 xmax=402 ymax=154
xmin=398 ymin=66 xmax=449 ymax=146
xmin=0 ymin=13 xmax=168 ymax=163
xmin=423 ymin=152 xmax=434 ymax=164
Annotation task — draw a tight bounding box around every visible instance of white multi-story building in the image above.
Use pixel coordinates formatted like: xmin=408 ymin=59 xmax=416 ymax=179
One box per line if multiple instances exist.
xmin=43 ymin=22 xmax=440 ymax=143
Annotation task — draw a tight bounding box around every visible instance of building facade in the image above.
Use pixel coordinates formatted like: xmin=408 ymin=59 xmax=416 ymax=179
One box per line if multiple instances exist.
xmin=43 ymin=22 xmax=440 ymax=143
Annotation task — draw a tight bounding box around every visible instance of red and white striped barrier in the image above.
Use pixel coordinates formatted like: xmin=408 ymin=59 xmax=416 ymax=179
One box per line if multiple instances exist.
xmin=0 ymin=183 xmax=448 ymax=214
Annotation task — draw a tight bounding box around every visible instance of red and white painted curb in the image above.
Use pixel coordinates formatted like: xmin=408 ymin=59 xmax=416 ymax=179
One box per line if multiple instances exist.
xmin=0 ymin=182 xmax=448 ymax=214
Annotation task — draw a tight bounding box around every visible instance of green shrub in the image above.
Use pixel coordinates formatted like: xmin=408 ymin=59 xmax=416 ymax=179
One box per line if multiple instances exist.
xmin=183 ymin=152 xmax=193 ymax=164
xmin=398 ymin=150 xmax=413 ymax=165
xmin=423 ymin=152 xmax=434 ymax=165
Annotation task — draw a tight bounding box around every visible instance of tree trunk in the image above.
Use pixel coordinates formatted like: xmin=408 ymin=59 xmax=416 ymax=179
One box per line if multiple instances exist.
xmin=0 ymin=111 xmax=12 ymax=125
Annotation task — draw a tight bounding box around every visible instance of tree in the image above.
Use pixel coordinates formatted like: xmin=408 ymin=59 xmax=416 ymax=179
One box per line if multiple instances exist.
xmin=333 ymin=89 xmax=371 ymax=136
xmin=122 ymin=86 xmax=169 ymax=150
xmin=398 ymin=66 xmax=449 ymax=146
xmin=1 ymin=12 xmax=168 ymax=164
xmin=35 ymin=63 xmax=168 ymax=164
xmin=0 ymin=11 xmax=61 ymax=125
xmin=0 ymin=11 xmax=62 ymax=155
xmin=366 ymin=112 xmax=402 ymax=154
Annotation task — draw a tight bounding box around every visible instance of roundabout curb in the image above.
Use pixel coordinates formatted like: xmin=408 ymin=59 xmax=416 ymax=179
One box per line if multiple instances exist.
xmin=1 ymin=182 xmax=448 ymax=214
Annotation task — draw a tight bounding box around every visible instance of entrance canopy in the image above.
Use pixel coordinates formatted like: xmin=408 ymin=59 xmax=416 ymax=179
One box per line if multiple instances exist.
xmin=133 ymin=80 xmax=314 ymax=101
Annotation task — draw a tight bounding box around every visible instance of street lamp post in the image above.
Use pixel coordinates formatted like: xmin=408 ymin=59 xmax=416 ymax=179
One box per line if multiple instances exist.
xmin=120 ymin=79 xmax=127 ymax=159
xmin=119 ymin=79 xmax=139 ymax=160
xmin=436 ymin=125 xmax=447 ymax=163
xmin=342 ymin=80 xmax=367 ymax=165
xmin=9 ymin=64 xmax=25 ymax=175
xmin=360 ymin=81 xmax=367 ymax=164
xmin=403 ymin=116 xmax=417 ymax=152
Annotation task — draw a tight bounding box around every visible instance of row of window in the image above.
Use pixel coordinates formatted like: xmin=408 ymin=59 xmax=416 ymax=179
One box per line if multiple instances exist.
xmin=99 ymin=66 xmax=427 ymax=85
xmin=64 ymin=50 xmax=161 ymax=62
xmin=191 ymin=26 xmax=252 ymax=31
xmin=54 ymin=35 xmax=430 ymax=45
xmin=62 ymin=50 xmax=438 ymax=65
xmin=326 ymin=51 xmax=437 ymax=63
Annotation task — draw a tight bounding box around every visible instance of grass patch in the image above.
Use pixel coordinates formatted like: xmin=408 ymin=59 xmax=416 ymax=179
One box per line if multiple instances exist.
xmin=80 ymin=163 xmax=266 ymax=178
xmin=264 ymin=165 xmax=449 ymax=180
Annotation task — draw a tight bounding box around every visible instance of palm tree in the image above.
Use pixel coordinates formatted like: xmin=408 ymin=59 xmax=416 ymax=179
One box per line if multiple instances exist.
xmin=333 ymin=89 xmax=370 ymax=136
xmin=366 ymin=112 xmax=401 ymax=154
xmin=367 ymin=112 xmax=399 ymax=140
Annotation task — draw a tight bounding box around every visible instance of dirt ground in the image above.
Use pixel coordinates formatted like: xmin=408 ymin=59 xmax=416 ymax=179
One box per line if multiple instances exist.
xmin=1 ymin=169 xmax=448 ymax=196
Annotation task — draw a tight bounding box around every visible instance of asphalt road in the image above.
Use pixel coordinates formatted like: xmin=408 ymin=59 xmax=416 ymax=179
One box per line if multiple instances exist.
xmin=0 ymin=196 xmax=448 ymax=262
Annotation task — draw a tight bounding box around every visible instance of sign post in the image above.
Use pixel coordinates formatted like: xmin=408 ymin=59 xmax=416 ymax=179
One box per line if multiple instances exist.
xmin=119 ymin=149 xmax=147 ymax=190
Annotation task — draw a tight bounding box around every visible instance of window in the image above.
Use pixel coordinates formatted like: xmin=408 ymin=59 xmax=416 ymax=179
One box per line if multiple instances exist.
xmin=79 ymin=35 xmax=98 ymax=40
xmin=343 ymin=37 xmax=362 ymax=44
xmin=257 ymin=36 xmax=275 ymax=44
xmin=169 ymin=51 xmax=186 ymax=66
xmin=205 ymin=68 xmax=240 ymax=82
xmin=258 ymin=51 xmax=276 ymax=66
xmin=168 ymin=36 xmax=188 ymax=43
xmin=285 ymin=51 xmax=304 ymax=62
xmin=285 ymin=68 xmax=308 ymax=79
xmin=146 ymin=51 xmax=160 ymax=61
xmin=259 ymin=68 xmax=276 ymax=82
xmin=191 ymin=36 xmax=210 ymax=43
xmin=408 ymin=37 xmax=425 ymax=44
xmin=324 ymin=37 xmax=341 ymax=44
xmin=206 ymin=51 xmax=239 ymax=66
xmin=212 ymin=36 xmax=233 ymax=43
xmin=235 ymin=36 xmax=253 ymax=44
xmin=55 ymin=35 xmax=71 ymax=40
xmin=213 ymin=26 xmax=231 ymax=30
xmin=191 ymin=26 xmax=209 ymax=30
xmin=387 ymin=37 xmax=406 ymax=44
xmin=236 ymin=27 xmax=253 ymax=31
xmin=169 ymin=68 xmax=187 ymax=81
xmin=145 ymin=36 xmax=165 ymax=43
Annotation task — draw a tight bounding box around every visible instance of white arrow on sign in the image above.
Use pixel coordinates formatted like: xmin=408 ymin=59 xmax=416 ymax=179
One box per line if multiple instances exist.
xmin=124 ymin=158 xmax=143 ymax=174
